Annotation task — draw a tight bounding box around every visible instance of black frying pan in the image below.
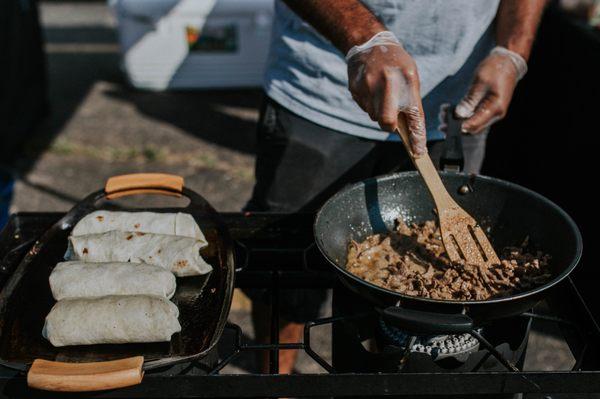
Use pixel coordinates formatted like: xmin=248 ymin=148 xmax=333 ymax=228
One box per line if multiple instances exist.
xmin=0 ymin=174 xmax=235 ymax=392
xmin=314 ymin=172 xmax=582 ymax=334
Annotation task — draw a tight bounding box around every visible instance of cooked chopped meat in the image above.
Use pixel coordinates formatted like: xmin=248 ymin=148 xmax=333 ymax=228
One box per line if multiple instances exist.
xmin=346 ymin=220 xmax=552 ymax=301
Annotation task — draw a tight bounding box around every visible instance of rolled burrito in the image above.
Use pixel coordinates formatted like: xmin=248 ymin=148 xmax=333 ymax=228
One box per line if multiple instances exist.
xmin=49 ymin=261 xmax=177 ymax=300
xmin=72 ymin=211 xmax=206 ymax=244
xmin=43 ymin=295 xmax=181 ymax=347
xmin=67 ymin=231 xmax=212 ymax=277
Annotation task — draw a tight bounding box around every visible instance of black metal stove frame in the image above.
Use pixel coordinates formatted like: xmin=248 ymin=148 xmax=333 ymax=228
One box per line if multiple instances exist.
xmin=0 ymin=212 xmax=599 ymax=398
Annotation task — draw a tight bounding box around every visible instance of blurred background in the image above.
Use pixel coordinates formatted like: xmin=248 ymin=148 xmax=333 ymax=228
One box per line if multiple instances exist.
xmin=1 ymin=0 xmax=272 ymax=221
xmin=0 ymin=0 xmax=598 ymax=374
xmin=1 ymin=0 xmax=598 ymax=221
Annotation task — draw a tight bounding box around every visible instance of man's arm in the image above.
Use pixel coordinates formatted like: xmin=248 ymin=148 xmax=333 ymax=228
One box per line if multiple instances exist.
xmin=280 ymin=0 xmax=428 ymax=155
xmin=457 ymin=0 xmax=547 ymax=133
xmin=281 ymin=0 xmax=385 ymax=53
xmin=496 ymin=0 xmax=547 ymax=61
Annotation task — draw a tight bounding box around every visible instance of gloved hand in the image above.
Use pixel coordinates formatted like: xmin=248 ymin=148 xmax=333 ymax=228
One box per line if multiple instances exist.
xmin=346 ymin=31 xmax=427 ymax=156
xmin=455 ymin=46 xmax=528 ymax=134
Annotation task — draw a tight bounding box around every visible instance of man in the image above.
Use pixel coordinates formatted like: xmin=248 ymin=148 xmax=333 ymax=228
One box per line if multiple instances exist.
xmin=245 ymin=0 xmax=546 ymax=373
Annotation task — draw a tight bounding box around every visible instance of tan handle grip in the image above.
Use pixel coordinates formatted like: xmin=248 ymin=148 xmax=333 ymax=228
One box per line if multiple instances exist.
xmin=27 ymin=356 xmax=144 ymax=392
xmin=105 ymin=173 xmax=184 ymax=199
xmin=395 ymin=114 xmax=456 ymax=209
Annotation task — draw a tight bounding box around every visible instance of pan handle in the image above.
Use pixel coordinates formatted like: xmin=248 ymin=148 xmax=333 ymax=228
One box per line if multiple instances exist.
xmin=382 ymin=307 xmax=473 ymax=335
xmin=27 ymin=356 xmax=144 ymax=392
xmin=105 ymin=173 xmax=184 ymax=199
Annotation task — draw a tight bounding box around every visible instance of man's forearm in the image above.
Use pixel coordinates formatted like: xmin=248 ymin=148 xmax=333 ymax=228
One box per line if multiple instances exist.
xmin=496 ymin=0 xmax=547 ymax=61
xmin=281 ymin=0 xmax=386 ymax=54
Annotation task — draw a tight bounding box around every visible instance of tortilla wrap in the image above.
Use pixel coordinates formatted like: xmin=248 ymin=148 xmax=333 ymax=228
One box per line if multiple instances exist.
xmin=49 ymin=261 xmax=177 ymax=300
xmin=43 ymin=295 xmax=181 ymax=347
xmin=72 ymin=211 xmax=206 ymax=244
xmin=67 ymin=231 xmax=212 ymax=277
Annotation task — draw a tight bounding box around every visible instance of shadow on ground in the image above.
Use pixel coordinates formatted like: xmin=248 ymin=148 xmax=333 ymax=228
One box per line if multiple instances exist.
xmin=18 ymin=25 xmax=123 ymax=175
xmin=15 ymin=16 xmax=261 ymax=209
xmin=20 ymin=21 xmax=261 ymax=173
xmin=103 ymin=87 xmax=261 ymax=155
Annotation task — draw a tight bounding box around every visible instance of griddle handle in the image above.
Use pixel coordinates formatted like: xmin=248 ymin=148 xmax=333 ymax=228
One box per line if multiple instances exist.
xmin=27 ymin=356 xmax=144 ymax=392
xmin=105 ymin=173 xmax=184 ymax=199
xmin=382 ymin=307 xmax=473 ymax=335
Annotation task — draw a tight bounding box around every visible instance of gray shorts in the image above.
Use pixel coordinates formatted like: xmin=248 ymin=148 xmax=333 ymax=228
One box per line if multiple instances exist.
xmin=244 ymin=96 xmax=488 ymax=322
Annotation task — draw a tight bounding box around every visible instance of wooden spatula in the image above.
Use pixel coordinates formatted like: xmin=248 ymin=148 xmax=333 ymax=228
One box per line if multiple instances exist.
xmin=395 ymin=114 xmax=500 ymax=267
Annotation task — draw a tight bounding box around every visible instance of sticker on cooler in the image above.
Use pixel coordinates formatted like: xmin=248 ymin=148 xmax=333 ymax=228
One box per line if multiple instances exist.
xmin=186 ymin=24 xmax=238 ymax=53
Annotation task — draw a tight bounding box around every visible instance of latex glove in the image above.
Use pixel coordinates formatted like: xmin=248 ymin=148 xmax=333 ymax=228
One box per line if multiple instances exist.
xmin=346 ymin=31 xmax=427 ymax=156
xmin=456 ymin=46 xmax=528 ymax=134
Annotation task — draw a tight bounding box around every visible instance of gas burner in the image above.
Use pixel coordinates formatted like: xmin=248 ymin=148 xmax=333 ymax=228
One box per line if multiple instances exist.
xmin=378 ymin=319 xmax=480 ymax=362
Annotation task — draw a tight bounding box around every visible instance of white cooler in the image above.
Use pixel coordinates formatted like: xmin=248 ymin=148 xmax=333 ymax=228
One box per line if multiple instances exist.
xmin=109 ymin=0 xmax=274 ymax=90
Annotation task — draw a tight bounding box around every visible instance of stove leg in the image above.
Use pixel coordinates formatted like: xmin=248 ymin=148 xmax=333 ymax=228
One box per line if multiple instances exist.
xmin=470 ymin=329 xmax=519 ymax=372
xmin=269 ymin=272 xmax=280 ymax=374
xmin=400 ymin=336 xmax=417 ymax=367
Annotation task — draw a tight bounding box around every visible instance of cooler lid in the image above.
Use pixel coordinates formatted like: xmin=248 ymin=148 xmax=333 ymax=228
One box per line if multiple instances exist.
xmin=110 ymin=0 xmax=273 ymax=21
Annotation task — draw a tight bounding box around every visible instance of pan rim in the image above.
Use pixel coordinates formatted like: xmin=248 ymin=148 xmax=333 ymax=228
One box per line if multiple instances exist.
xmin=313 ymin=171 xmax=583 ymax=306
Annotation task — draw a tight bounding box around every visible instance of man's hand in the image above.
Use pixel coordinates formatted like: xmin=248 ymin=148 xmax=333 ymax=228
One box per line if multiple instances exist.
xmin=281 ymin=1 xmax=427 ymax=156
xmin=346 ymin=32 xmax=427 ymax=156
xmin=456 ymin=0 xmax=547 ymax=134
xmin=455 ymin=47 xmax=526 ymax=134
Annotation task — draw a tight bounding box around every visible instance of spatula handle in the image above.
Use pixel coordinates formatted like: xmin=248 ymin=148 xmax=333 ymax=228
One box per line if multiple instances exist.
xmin=395 ymin=114 xmax=456 ymax=210
xmin=105 ymin=173 xmax=184 ymax=199
xmin=27 ymin=356 xmax=144 ymax=392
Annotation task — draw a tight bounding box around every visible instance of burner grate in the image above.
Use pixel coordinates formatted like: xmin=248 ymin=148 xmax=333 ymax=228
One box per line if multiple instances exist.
xmin=378 ymin=318 xmax=481 ymax=361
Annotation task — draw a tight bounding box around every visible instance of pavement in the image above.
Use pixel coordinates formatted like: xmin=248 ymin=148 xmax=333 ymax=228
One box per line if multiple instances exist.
xmin=7 ymin=1 xmax=575 ymax=375
xmin=13 ymin=2 xmax=258 ymax=213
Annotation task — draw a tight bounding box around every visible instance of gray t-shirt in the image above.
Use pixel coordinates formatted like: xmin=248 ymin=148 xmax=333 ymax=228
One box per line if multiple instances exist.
xmin=264 ymin=0 xmax=500 ymax=141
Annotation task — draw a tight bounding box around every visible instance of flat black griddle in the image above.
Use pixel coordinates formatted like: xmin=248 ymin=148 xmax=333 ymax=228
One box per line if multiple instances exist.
xmin=0 ymin=174 xmax=235 ymax=391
